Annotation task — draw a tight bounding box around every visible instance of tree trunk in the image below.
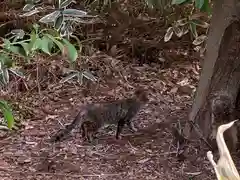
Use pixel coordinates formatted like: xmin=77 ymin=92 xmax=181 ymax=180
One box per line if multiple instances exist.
xmin=185 ymin=0 xmax=240 ymax=151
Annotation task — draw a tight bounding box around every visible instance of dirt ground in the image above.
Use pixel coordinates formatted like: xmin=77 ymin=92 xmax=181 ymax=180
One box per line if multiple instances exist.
xmin=0 ymin=51 xmax=222 ymax=180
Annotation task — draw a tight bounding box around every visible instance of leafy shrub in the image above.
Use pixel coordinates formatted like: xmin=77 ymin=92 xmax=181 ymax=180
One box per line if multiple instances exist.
xmin=0 ymin=100 xmax=14 ymax=130
xmin=145 ymin=0 xmax=211 ymax=56
xmin=0 ymin=0 xmax=98 ymax=87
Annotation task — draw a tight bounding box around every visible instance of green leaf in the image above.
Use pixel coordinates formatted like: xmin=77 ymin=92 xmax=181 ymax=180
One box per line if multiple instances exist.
xmin=201 ymin=0 xmax=211 ymax=14
xmin=28 ymin=31 xmax=38 ymax=51
xmin=20 ymin=42 xmax=31 ymax=56
xmin=70 ymin=34 xmax=82 ymax=51
xmin=44 ymin=34 xmax=64 ymax=51
xmin=40 ymin=36 xmax=53 ymax=55
xmin=54 ymin=13 xmax=64 ymax=30
xmin=33 ymin=38 xmax=43 ymax=51
xmin=39 ymin=11 xmax=61 ymax=24
xmin=195 ymin=0 xmax=204 ymax=9
xmin=62 ymin=9 xmax=87 ymax=17
xmin=189 ymin=22 xmax=198 ymax=38
xmin=171 ymin=0 xmax=188 ymax=5
xmin=0 ymin=100 xmax=14 ymax=129
xmin=62 ymin=38 xmax=78 ymax=63
xmin=33 ymin=24 xmax=40 ymax=33
xmin=60 ymin=0 xmax=76 ymax=8
xmin=3 ymin=39 xmax=11 ymax=50
xmin=8 ymin=45 xmax=27 ymax=57
xmin=11 ymin=29 xmax=25 ymax=40
xmin=0 ymin=54 xmax=12 ymax=68
xmin=3 ymin=108 xmax=14 ymax=129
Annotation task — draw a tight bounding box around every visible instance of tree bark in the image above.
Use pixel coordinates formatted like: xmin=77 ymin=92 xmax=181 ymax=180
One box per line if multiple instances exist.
xmin=185 ymin=0 xmax=240 ymax=151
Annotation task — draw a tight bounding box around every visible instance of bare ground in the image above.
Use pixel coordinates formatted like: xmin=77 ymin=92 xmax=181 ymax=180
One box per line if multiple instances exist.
xmin=0 ymin=52 xmax=222 ymax=180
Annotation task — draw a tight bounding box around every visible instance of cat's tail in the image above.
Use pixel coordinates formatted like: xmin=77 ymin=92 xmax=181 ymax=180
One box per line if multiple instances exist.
xmin=50 ymin=107 xmax=87 ymax=142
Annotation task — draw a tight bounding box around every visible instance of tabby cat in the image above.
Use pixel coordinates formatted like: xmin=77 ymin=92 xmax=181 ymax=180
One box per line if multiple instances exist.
xmin=50 ymin=89 xmax=148 ymax=142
